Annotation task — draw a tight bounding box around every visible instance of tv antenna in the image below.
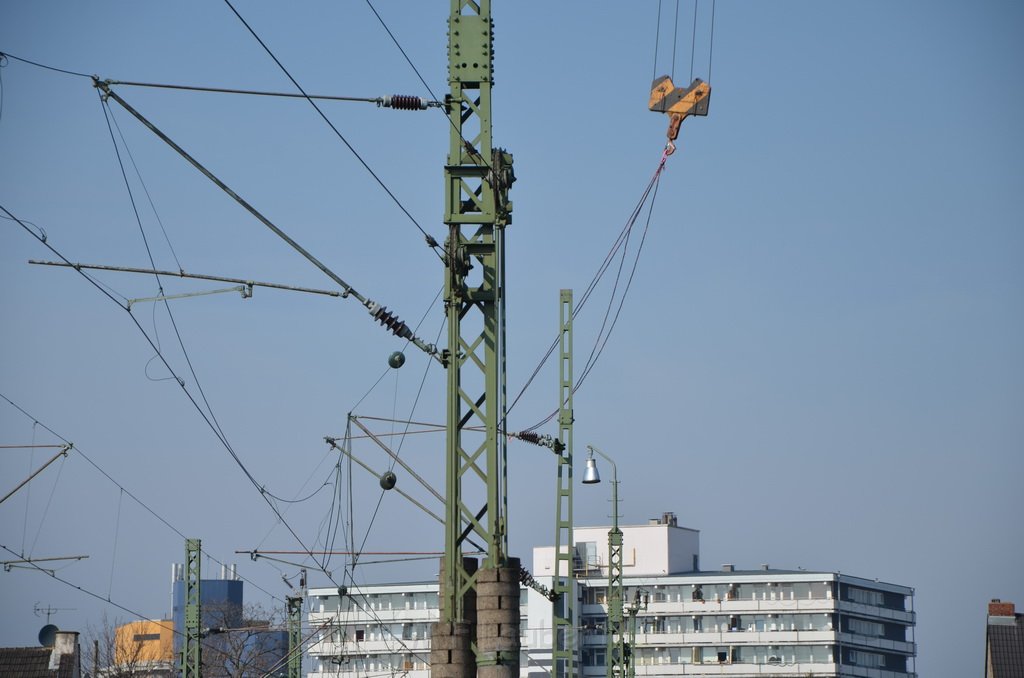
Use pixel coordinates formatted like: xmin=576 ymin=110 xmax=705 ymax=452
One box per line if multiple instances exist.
xmin=34 ymin=603 xmax=75 ymax=625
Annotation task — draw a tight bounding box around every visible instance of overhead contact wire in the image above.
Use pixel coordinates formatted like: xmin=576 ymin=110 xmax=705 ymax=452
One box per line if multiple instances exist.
xmin=3 ymin=204 xmax=340 ymax=592
xmin=0 ymin=392 xmax=283 ymax=603
xmin=221 ymin=0 xmax=443 ymax=259
xmin=0 ymin=51 xmax=92 ymax=79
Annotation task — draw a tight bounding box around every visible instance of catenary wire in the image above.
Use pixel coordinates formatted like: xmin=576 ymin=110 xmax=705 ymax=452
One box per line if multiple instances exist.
xmin=104 ymin=80 xmax=391 ymax=104
xmin=100 ymin=96 xmax=236 ymax=450
xmin=0 ymin=52 xmax=6 ymax=123
xmin=21 ymin=422 xmax=36 ymax=554
xmin=0 ymin=391 xmax=284 ymax=603
xmin=220 ymin=0 xmax=443 ymax=259
xmin=105 ymin=101 xmax=184 ymax=271
xmin=107 ymin=488 xmax=124 ymax=599
xmin=0 ymin=542 xmax=283 ymax=668
xmin=346 ymin=313 xmax=445 ymax=579
xmin=0 ymin=50 xmax=92 ymax=79
xmin=3 ymin=204 xmax=343 ymax=593
xmin=27 ymin=451 xmax=66 ymax=558
xmin=363 ymin=0 xmax=490 ymax=168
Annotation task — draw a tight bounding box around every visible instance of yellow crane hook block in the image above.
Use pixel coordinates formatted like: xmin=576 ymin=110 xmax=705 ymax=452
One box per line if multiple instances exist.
xmin=649 ymin=76 xmax=710 ymax=153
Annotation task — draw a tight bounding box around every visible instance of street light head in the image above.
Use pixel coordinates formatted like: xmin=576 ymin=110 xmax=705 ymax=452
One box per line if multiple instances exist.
xmin=582 ymin=455 xmax=601 ymax=484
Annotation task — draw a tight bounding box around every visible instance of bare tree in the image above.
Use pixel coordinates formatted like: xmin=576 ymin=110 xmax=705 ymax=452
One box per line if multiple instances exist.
xmin=201 ymin=602 xmax=288 ymax=678
xmin=84 ymin=614 xmax=173 ymax=678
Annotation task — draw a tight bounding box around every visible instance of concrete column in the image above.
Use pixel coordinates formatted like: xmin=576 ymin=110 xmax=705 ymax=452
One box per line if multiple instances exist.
xmin=476 ymin=557 xmax=521 ymax=678
xmin=431 ymin=557 xmax=478 ymax=678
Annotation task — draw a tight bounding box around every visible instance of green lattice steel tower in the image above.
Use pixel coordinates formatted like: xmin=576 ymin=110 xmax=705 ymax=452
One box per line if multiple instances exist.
xmin=584 ymin=446 xmax=624 ymax=678
xmin=552 ymin=290 xmax=575 ymax=678
xmin=181 ymin=538 xmax=201 ymax=678
xmin=624 ymin=589 xmax=648 ymax=678
xmin=287 ymin=595 xmax=303 ymax=678
xmin=441 ymin=0 xmax=515 ymax=626
xmin=606 ymin=484 xmax=624 ymax=678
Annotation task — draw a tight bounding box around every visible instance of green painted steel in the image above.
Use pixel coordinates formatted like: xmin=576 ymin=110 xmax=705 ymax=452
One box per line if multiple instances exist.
xmin=624 ymin=589 xmax=648 ymax=678
xmin=287 ymin=595 xmax=303 ymax=678
xmin=606 ymin=502 xmax=624 ymax=678
xmin=442 ymin=0 xmax=515 ymax=628
xmin=182 ymin=538 xmax=201 ymax=678
xmin=552 ymin=290 xmax=575 ymax=678
xmin=586 ymin=447 xmax=624 ymax=678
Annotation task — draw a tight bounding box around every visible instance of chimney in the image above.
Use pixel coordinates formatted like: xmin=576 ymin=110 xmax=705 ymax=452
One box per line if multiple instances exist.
xmin=661 ymin=512 xmax=677 ymax=527
xmin=989 ymin=599 xmax=1016 ymax=618
xmin=761 ymin=564 xmax=770 ymax=571
xmin=49 ymin=631 xmax=80 ymax=677
xmin=721 ymin=564 xmax=734 ymax=572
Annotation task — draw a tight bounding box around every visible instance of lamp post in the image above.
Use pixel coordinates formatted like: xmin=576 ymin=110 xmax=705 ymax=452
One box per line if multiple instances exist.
xmin=583 ymin=445 xmax=624 ymax=678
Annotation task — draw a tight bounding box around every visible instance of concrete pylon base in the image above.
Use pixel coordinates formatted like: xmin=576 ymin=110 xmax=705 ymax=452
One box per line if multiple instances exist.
xmin=476 ymin=558 xmax=521 ymax=678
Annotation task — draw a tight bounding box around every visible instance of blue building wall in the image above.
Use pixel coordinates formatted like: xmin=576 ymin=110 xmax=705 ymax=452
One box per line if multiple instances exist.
xmin=170 ymin=577 xmax=288 ymax=676
xmin=171 ymin=578 xmax=244 ymax=666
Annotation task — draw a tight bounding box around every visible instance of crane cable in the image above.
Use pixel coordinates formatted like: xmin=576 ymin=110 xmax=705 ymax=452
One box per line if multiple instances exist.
xmin=651 ymin=0 xmax=717 ymax=84
xmin=506 ymin=148 xmax=669 ymax=428
xmin=508 ymin=2 xmax=718 ymax=429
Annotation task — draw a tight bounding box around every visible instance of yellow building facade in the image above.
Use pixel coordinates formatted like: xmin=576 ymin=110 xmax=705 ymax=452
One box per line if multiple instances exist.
xmin=114 ymin=619 xmax=174 ymax=666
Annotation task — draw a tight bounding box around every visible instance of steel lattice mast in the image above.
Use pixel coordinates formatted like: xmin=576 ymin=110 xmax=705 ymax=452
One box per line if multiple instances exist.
xmin=181 ymin=538 xmax=201 ymax=678
xmin=436 ymin=2 xmax=518 ymax=678
xmin=552 ymin=290 xmax=575 ymax=678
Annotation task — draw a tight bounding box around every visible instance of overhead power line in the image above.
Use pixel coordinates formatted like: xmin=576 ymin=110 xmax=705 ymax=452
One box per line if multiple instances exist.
xmin=0 ymin=50 xmax=91 ymax=79
xmin=3 ymin=205 xmax=346 ymax=592
xmin=104 ymin=79 xmax=444 ymax=109
xmin=94 ymin=81 xmax=441 ymax=360
xmin=0 ymin=391 xmax=283 ymax=603
xmin=220 ymin=0 xmax=444 ymax=257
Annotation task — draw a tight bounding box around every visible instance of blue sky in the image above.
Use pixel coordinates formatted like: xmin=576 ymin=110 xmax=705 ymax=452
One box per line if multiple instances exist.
xmin=1 ymin=2 xmax=1022 ymax=677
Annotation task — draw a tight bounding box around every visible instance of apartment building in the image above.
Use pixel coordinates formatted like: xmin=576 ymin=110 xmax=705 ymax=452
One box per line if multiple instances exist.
xmin=307 ymin=513 xmax=915 ymax=678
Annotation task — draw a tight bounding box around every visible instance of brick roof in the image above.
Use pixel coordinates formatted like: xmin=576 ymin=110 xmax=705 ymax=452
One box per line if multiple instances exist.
xmin=0 ymin=647 xmax=75 ymax=678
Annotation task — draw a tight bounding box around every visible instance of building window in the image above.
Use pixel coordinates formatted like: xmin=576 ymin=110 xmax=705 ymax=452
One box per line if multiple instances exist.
xmin=583 ymin=649 xmax=606 ymax=667
xmin=848 ymin=650 xmax=885 ymax=668
xmin=846 ymin=587 xmax=884 ymax=606
xmin=848 ymin=617 xmax=885 ymax=637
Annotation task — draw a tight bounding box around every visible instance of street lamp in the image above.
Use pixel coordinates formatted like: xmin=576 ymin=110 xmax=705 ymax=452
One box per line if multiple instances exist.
xmin=584 ymin=445 xmax=624 ymax=678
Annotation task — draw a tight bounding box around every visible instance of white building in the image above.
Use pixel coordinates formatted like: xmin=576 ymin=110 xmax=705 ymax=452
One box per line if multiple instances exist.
xmin=307 ymin=513 xmax=915 ymax=678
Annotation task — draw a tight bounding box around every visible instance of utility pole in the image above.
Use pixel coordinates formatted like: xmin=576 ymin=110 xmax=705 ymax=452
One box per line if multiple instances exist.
xmin=624 ymin=589 xmax=648 ymax=678
xmin=552 ymin=290 xmax=575 ymax=678
xmin=181 ymin=538 xmax=201 ymax=678
xmin=606 ymin=478 xmax=624 ymax=678
xmin=435 ymin=0 xmax=517 ymax=677
xmin=582 ymin=446 xmax=623 ymax=678
xmin=286 ymin=595 xmax=303 ymax=678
